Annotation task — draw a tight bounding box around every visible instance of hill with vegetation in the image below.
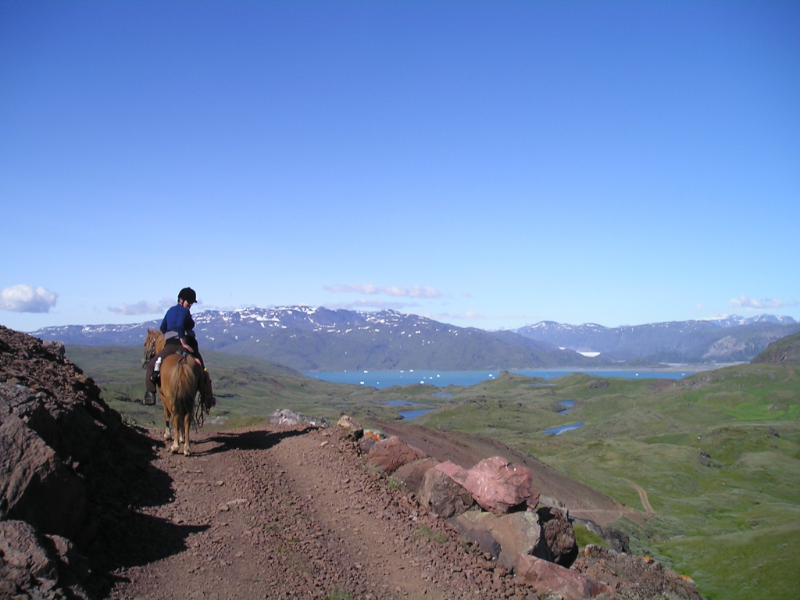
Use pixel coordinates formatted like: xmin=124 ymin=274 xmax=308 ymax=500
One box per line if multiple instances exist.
xmin=66 ymin=344 xmax=800 ymax=600
xmin=751 ymin=331 xmax=800 ymax=364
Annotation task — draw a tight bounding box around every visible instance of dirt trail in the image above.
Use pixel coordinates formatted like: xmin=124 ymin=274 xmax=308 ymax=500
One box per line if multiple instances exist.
xmin=624 ymin=479 xmax=654 ymax=516
xmin=111 ymin=425 xmax=531 ymax=600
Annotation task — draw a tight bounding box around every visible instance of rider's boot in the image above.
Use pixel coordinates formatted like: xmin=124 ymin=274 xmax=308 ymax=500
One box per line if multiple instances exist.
xmin=144 ymin=391 xmax=156 ymax=405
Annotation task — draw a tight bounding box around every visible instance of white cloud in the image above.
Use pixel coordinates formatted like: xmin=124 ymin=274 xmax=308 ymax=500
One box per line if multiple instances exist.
xmin=728 ymin=294 xmax=799 ymax=311
xmin=109 ymin=298 xmax=173 ymax=315
xmin=432 ymin=311 xmax=486 ymax=321
xmin=325 ymin=284 xmax=443 ymax=298
xmin=325 ymin=299 xmax=420 ymax=310
xmin=0 ymin=285 xmax=58 ymax=313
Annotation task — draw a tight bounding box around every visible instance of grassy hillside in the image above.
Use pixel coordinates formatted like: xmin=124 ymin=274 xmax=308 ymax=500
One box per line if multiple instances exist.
xmin=410 ymin=366 xmax=800 ymax=600
xmin=69 ymin=346 xmax=800 ymax=600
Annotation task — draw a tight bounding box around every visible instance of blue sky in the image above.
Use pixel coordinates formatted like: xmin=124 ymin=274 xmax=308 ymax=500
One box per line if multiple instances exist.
xmin=1 ymin=0 xmax=798 ymax=332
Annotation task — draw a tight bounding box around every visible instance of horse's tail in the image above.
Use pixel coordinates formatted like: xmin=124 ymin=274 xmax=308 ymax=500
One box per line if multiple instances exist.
xmin=171 ymin=354 xmax=199 ymax=426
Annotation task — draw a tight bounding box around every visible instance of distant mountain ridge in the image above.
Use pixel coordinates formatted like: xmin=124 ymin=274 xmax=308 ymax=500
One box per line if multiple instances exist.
xmin=30 ymin=306 xmax=602 ymax=371
xmin=751 ymin=331 xmax=800 ymax=364
xmin=513 ymin=314 xmax=800 ymax=364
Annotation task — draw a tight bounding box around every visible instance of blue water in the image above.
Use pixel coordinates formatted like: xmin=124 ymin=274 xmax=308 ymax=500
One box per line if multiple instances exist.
xmin=304 ymin=369 xmax=691 ymax=389
xmin=399 ymin=409 xmax=434 ymax=420
xmin=383 ymin=400 xmax=426 ymax=407
xmin=559 ymin=400 xmax=575 ymax=408
xmin=544 ymin=422 xmax=586 ymax=435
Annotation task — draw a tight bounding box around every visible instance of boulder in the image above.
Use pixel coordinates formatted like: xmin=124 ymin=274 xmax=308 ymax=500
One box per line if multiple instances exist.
xmin=0 ymin=415 xmax=86 ymax=538
xmin=535 ymin=506 xmax=578 ymax=567
xmin=437 ymin=456 xmax=540 ymax=514
xmin=392 ymin=458 xmax=439 ymax=494
xmin=366 ymin=436 xmax=427 ymax=474
xmin=336 ymin=415 xmax=363 ymax=440
xmin=449 ymin=510 xmax=542 ymax=570
xmin=515 ymin=554 xmax=612 ymax=599
xmin=418 ymin=467 xmax=474 ymax=518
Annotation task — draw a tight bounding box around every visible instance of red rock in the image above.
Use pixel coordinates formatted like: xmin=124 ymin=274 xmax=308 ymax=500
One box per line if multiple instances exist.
xmin=436 ymin=456 xmax=540 ymax=514
xmin=366 ymin=436 xmax=427 ymax=474
xmin=515 ymin=554 xmax=612 ymax=599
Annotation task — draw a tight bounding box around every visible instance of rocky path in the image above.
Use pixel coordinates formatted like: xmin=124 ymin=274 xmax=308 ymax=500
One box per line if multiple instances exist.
xmin=111 ymin=425 xmax=533 ymax=600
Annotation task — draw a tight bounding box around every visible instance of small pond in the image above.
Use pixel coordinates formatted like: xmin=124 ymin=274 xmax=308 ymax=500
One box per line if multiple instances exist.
xmin=399 ymin=409 xmax=434 ymax=420
xmin=544 ymin=422 xmax=585 ymax=435
xmin=431 ymin=393 xmax=453 ymax=398
xmin=558 ymin=400 xmax=575 ymax=414
xmin=383 ymin=400 xmax=425 ymax=407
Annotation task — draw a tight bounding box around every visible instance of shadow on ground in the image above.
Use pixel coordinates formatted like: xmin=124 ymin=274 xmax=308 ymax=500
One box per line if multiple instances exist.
xmin=198 ymin=426 xmax=310 ymax=454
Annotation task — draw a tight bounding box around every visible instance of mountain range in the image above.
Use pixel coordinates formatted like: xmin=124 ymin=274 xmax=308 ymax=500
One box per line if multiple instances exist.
xmin=513 ymin=314 xmax=799 ymax=363
xmin=29 ymin=307 xmax=800 ymax=370
xmin=31 ymin=306 xmax=600 ymax=371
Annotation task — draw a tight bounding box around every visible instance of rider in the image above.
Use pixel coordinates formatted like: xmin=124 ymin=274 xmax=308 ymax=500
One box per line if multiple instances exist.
xmin=144 ymin=287 xmax=212 ymax=406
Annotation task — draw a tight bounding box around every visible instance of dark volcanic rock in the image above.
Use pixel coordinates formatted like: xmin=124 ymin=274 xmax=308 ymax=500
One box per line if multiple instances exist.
xmin=391 ymin=457 xmax=439 ymax=493
xmin=418 ymin=467 xmax=474 ymax=518
xmin=0 ymin=413 xmax=87 ymax=537
xmin=534 ymin=506 xmax=578 ymax=567
xmin=0 ymin=325 xmax=158 ymax=598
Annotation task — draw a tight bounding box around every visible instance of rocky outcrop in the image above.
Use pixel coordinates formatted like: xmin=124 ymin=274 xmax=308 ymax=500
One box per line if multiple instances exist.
xmin=573 ymin=545 xmax=703 ymax=599
xmin=0 ymin=326 xmax=156 ymax=598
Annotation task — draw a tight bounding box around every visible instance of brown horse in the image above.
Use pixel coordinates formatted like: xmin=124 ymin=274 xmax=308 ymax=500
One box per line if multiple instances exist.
xmin=143 ymin=329 xmax=201 ymax=456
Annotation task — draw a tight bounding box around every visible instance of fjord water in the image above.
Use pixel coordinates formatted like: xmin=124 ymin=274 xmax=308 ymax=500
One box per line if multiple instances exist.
xmin=303 ymin=368 xmax=691 ymax=389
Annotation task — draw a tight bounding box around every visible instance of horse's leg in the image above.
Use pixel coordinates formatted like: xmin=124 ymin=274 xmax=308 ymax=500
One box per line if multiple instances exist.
xmin=183 ymin=411 xmax=191 ymax=457
xmin=170 ymin=411 xmax=180 ymax=453
xmin=163 ymin=402 xmax=172 ymax=441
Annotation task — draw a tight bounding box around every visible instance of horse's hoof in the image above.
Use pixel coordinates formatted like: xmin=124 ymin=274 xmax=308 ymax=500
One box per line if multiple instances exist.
xmin=171 ymin=445 xmax=179 ymax=454
xmin=184 ymin=450 xmax=191 ymax=457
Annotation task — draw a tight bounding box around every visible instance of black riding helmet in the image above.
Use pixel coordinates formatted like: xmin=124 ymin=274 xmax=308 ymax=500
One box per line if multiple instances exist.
xmin=178 ymin=287 xmax=197 ymax=304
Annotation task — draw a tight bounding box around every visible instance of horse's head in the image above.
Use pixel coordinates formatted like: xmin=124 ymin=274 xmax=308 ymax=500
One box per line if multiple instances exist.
xmin=142 ymin=329 xmax=162 ymax=368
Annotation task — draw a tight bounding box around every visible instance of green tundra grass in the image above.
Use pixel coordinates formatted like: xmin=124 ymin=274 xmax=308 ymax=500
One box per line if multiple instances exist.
xmin=68 ymin=347 xmax=800 ymax=600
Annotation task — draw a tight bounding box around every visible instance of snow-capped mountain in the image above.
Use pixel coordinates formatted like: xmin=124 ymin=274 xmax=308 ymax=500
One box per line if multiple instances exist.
xmin=29 ymin=306 xmax=597 ymax=371
xmin=514 ymin=315 xmax=800 ymax=363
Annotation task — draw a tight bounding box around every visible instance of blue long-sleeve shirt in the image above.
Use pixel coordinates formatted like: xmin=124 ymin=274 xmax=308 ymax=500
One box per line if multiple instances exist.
xmin=160 ymin=304 xmax=195 ymax=340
